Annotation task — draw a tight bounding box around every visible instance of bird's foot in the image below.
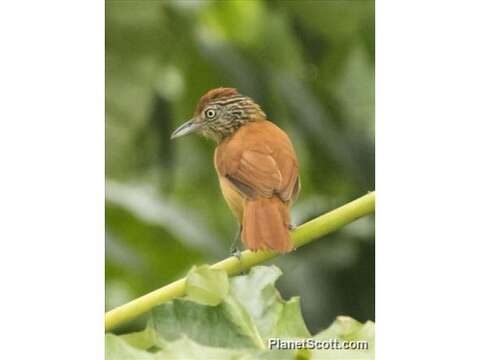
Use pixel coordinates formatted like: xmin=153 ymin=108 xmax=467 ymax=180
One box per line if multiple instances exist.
xmin=288 ymin=224 xmax=296 ymax=231
xmin=230 ymin=246 xmax=242 ymax=260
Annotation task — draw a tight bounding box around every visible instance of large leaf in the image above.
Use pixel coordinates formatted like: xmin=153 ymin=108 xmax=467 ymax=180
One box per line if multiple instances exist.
xmin=149 ymin=266 xmax=264 ymax=349
xmin=309 ymin=316 xmax=374 ymax=359
xmin=185 ymin=265 xmax=229 ymax=306
xmin=155 ymin=336 xmax=256 ymax=360
xmin=106 ymin=334 xmax=157 ymax=360
xmin=229 ymin=265 xmax=310 ymax=340
xmin=272 ymin=297 xmax=311 ymax=339
xmin=149 ymin=298 xmax=259 ymax=349
xmin=106 ymin=266 xmax=374 ymax=359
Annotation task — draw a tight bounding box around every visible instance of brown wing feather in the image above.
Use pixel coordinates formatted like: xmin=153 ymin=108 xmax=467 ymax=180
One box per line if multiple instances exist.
xmin=215 ymin=120 xmax=299 ymax=203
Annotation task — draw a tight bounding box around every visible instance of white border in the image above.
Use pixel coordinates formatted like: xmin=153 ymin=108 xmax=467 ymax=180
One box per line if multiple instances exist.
xmin=1 ymin=1 xmax=480 ymax=358
xmin=377 ymin=1 xmax=480 ymax=358
xmin=0 ymin=1 xmax=104 ymax=358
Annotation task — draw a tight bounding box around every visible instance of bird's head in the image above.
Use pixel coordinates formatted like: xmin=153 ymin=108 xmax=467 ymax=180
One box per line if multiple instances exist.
xmin=171 ymin=87 xmax=266 ymax=143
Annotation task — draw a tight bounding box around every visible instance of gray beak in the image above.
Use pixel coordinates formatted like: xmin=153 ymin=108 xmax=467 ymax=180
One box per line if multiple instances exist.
xmin=170 ymin=119 xmax=202 ymax=139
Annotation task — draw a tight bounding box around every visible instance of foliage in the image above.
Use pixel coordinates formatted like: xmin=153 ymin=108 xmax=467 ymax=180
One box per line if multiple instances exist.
xmin=106 ymin=0 xmax=375 ymax=334
xmin=106 ymin=193 xmax=375 ymax=332
xmin=106 ymin=266 xmax=374 ymax=359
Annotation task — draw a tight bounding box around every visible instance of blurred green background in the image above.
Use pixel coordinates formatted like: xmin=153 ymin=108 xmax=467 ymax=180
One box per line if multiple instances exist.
xmin=106 ymin=0 xmax=374 ymax=334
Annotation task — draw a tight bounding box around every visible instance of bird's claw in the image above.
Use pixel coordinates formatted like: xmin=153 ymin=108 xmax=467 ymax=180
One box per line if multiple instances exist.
xmin=230 ymin=246 xmax=242 ymax=260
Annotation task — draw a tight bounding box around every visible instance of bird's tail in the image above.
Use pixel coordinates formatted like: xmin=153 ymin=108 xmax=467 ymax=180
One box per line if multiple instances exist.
xmin=241 ymin=197 xmax=293 ymax=253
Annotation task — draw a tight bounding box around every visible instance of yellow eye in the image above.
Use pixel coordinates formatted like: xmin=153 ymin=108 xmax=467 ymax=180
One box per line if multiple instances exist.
xmin=205 ymin=109 xmax=216 ymax=119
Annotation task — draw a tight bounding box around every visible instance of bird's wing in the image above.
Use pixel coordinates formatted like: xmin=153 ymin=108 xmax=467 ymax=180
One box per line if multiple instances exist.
xmin=216 ymin=121 xmax=299 ymax=202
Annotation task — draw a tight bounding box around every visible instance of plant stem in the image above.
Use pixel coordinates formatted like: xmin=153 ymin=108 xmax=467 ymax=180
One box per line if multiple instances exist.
xmin=105 ymin=191 xmax=375 ymax=332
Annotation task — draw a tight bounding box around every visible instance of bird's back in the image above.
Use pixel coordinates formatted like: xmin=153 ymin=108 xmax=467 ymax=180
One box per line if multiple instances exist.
xmin=214 ymin=120 xmax=300 ymax=252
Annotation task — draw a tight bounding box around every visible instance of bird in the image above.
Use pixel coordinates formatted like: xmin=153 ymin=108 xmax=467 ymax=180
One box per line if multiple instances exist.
xmin=171 ymin=88 xmax=300 ymax=253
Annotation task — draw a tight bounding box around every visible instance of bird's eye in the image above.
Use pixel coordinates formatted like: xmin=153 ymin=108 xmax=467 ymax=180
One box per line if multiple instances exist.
xmin=205 ymin=109 xmax=216 ymax=119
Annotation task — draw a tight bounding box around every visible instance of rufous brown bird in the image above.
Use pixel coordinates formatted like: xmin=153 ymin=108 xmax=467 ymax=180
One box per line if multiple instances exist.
xmin=171 ymin=88 xmax=300 ymax=253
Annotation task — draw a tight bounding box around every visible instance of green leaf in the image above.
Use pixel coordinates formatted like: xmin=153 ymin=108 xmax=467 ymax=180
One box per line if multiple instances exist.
xmin=106 ymin=266 xmax=375 ymax=360
xmin=222 ymin=295 xmax=266 ymax=349
xmin=119 ymin=327 xmax=157 ymax=350
xmin=314 ymin=316 xmax=369 ymax=341
xmin=185 ymin=265 xmax=229 ymax=306
xmin=155 ymin=336 xmax=256 ymax=360
xmin=105 ymin=334 xmax=157 ymax=360
xmin=308 ymin=316 xmax=374 ymax=359
xmin=272 ymin=297 xmax=311 ymax=339
xmin=148 ymin=299 xmax=259 ymax=349
xmin=229 ymin=266 xmax=311 ymax=340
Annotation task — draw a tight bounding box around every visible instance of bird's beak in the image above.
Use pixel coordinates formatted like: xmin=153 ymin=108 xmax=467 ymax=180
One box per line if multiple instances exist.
xmin=170 ymin=119 xmax=202 ymax=139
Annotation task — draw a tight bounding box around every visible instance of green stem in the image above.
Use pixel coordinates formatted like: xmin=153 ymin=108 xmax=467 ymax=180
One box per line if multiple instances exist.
xmin=105 ymin=191 xmax=375 ymax=332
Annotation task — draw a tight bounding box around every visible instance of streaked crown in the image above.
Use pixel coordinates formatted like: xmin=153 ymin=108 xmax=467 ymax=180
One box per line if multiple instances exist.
xmin=194 ymin=87 xmax=266 ymax=142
